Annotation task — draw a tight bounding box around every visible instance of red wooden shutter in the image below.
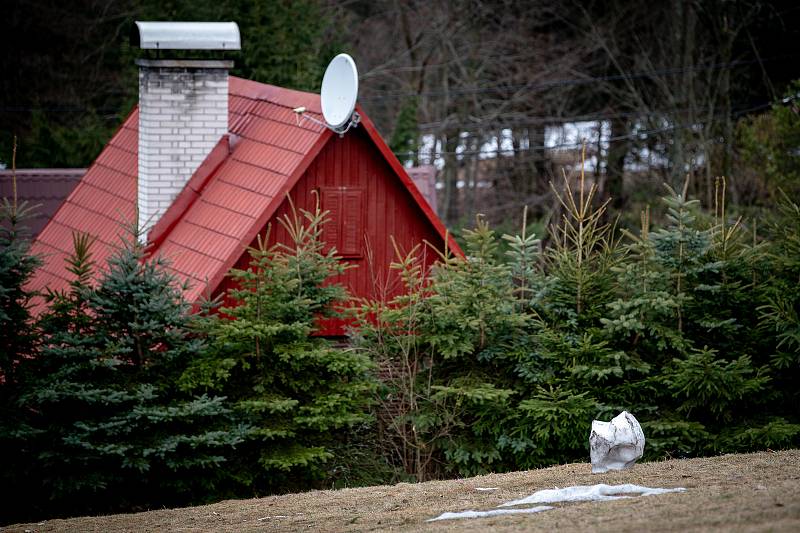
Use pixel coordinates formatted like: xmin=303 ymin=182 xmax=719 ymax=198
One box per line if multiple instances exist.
xmin=321 ymin=188 xmax=342 ymax=254
xmin=320 ymin=187 xmax=364 ymax=258
xmin=340 ymin=189 xmax=364 ymax=257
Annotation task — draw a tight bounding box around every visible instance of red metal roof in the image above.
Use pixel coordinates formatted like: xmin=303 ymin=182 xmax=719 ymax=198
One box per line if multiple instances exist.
xmin=27 ymin=76 xmax=460 ymax=307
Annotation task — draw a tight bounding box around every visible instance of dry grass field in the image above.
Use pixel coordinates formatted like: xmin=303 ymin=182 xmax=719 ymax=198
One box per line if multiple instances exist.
xmin=5 ymin=449 xmax=799 ymax=532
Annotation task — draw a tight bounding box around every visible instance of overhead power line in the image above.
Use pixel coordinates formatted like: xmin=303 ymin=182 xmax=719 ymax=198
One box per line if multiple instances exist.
xmin=415 ymin=100 xmax=769 ymax=131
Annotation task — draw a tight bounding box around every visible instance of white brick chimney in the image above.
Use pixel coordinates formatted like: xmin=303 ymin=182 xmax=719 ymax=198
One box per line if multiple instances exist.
xmin=136 ymin=59 xmax=231 ymax=238
xmin=133 ymin=21 xmax=240 ymax=240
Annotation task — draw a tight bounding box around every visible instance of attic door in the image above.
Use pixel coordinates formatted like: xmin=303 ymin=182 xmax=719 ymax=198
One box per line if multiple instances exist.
xmin=320 ymin=187 xmax=365 ymax=258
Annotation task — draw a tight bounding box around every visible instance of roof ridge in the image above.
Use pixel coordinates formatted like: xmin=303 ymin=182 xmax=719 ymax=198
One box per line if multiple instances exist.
xmin=233 ymin=92 xmax=324 ymax=114
xmin=229 ymin=76 xmax=323 ymax=115
xmin=229 ymin=75 xmax=319 ymax=97
xmin=146 ymin=136 xmax=232 ymax=252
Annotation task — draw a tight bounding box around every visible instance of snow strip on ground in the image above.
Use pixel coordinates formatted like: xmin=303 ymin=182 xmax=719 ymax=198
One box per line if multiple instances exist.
xmin=498 ymin=483 xmax=687 ymax=507
xmin=427 ymin=506 xmax=554 ymax=522
xmin=427 ymin=484 xmax=687 ymax=521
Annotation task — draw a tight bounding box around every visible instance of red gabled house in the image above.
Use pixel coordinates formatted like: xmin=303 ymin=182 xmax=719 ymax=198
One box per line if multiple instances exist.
xmin=27 ymin=32 xmax=460 ymax=335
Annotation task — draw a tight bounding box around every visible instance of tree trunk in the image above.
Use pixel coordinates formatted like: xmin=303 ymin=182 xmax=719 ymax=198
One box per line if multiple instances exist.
xmin=532 ymin=125 xmax=547 ymax=195
xmin=442 ymin=131 xmax=460 ymax=225
xmin=607 ymin=116 xmax=627 ymax=210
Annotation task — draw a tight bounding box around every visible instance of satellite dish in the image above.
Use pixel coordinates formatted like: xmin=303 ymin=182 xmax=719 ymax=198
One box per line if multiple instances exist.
xmin=321 ymin=54 xmax=359 ymax=132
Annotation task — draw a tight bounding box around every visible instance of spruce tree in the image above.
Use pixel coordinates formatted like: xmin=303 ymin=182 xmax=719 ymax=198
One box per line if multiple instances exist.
xmin=354 ymin=216 xmax=534 ymax=479
xmin=9 ymin=232 xmax=243 ymax=521
xmin=0 ymin=161 xmax=42 ymax=523
xmin=419 ymin=217 xmax=526 ymax=477
xmin=182 ymin=199 xmax=375 ymax=494
xmin=753 ymin=191 xmax=800 ymax=450
xmin=0 ymin=183 xmax=40 ymax=382
xmin=510 ymin=173 xmax=647 ymax=466
xmin=603 ymin=182 xmax=778 ymax=457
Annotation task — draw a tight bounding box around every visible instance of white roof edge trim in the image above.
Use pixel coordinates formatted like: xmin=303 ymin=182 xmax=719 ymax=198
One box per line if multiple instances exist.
xmin=135 ymin=21 xmax=241 ymax=50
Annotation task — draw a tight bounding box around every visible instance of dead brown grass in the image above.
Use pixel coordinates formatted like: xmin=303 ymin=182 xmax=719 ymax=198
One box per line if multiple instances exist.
xmin=5 ymin=450 xmax=799 ymax=532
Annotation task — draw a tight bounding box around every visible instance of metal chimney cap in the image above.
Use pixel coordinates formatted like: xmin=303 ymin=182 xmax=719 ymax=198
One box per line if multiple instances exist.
xmin=134 ymin=21 xmax=241 ymax=50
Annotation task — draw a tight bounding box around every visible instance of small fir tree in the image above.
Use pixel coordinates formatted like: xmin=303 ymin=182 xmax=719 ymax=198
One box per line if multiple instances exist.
xmin=514 ymin=171 xmax=647 ymax=466
xmin=8 ymin=231 xmax=243 ymax=521
xmin=182 ymin=197 xmax=375 ymax=494
xmin=603 ymin=181 xmax=780 ymax=457
xmin=754 ymin=191 xmax=800 ymax=448
xmin=354 ymin=216 xmax=532 ymax=480
xmin=760 ymin=191 xmax=800 ymax=374
xmin=0 ymin=200 xmax=40 ymax=378
xmin=0 ymin=144 xmax=43 ymax=523
xmin=422 ymin=218 xmax=527 ymax=476
xmin=0 ymin=139 xmax=40 ymax=381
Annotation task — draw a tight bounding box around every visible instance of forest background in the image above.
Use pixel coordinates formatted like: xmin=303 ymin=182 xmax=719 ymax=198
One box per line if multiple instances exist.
xmin=4 ymin=0 xmax=800 ymax=227
xmin=2 ymin=0 xmax=800 ymax=525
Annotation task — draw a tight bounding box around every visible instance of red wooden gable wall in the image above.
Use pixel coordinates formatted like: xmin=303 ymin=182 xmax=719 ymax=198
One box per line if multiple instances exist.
xmin=216 ymin=125 xmax=445 ymax=335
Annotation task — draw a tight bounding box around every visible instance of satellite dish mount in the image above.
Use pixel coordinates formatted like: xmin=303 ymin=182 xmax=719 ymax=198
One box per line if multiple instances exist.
xmin=294 ymin=53 xmax=360 ymax=136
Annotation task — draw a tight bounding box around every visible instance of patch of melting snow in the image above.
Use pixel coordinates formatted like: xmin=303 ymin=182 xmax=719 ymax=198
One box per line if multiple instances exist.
xmin=427 ymin=484 xmax=687 ymax=521
xmin=475 ymin=487 xmax=499 ymax=491
xmin=427 ymin=506 xmax=554 ymax=522
xmin=499 ymin=484 xmax=687 ymax=507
